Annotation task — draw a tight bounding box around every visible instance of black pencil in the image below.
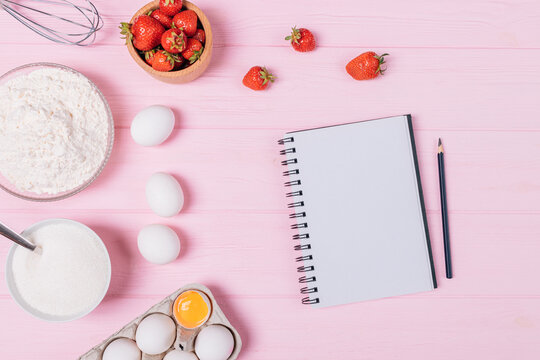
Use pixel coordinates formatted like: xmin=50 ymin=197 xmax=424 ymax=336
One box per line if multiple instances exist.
xmin=438 ymin=138 xmax=452 ymax=279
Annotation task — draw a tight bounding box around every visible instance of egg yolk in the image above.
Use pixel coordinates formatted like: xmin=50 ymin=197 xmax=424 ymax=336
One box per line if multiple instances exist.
xmin=173 ymin=290 xmax=211 ymax=329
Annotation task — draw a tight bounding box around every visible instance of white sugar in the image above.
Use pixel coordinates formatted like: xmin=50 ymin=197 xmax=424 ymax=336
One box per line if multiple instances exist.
xmin=11 ymin=222 xmax=109 ymax=317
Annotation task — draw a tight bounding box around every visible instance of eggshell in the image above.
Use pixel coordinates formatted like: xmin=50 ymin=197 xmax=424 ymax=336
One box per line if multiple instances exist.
xmin=131 ymin=105 xmax=175 ymax=146
xmin=102 ymin=338 xmax=141 ymax=360
xmin=135 ymin=313 xmax=177 ymax=355
xmin=146 ymin=172 xmax=184 ymax=217
xmin=194 ymin=325 xmax=235 ymax=360
xmin=164 ymin=349 xmax=199 ymax=360
xmin=138 ymin=224 xmax=181 ymax=265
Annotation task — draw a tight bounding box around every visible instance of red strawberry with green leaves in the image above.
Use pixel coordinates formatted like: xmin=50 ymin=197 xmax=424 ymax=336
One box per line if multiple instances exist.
xmin=181 ymin=38 xmax=203 ymax=63
xmin=242 ymin=66 xmax=275 ymax=91
xmin=150 ymin=9 xmax=173 ymax=28
xmin=285 ymin=26 xmax=315 ymax=52
xmin=161 ymin=28 xmax=187 ymax=53
xmin=192 ymin=29 xmax=205 ymax=44
xmin=173 ymin=55 xmax=186 ymax=70
xmin=346 ymin=52 xmax=389 ymax=80
xmin=152 ymin=50 xmax=179 ymax=72
xmin=172 ymin=10 xmax=198 ymax=37
xmin=159 ymin=0 xmax=183 ymax=17
xmin=144 ymin=49 xmax=157 ymax=66
xmin=120 ymin=15 xmax=164 ymax=51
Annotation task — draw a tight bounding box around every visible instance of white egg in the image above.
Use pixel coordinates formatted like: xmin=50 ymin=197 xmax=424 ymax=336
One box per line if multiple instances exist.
xmin=137 ymin=224 xmax=181 ymax=265
xmin=164 ymin=349 xmax=199 ymax=360
xmin=136 ymin=313 xmax=177 ymax=355
xmin=146 ymin=172 xmax=184 ymax=217
xmin=131 ymin=105 xmax=175 ymax=147
xmin=195 ymin=325 xmax=235 ymax=360
xmin=102 ymin=338 xmax=141 ymax=360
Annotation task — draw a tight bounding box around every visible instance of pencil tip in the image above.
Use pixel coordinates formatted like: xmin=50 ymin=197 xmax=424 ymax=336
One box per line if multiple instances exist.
xmin=438 ymin=138 xmax=442 ymax=146
xmin=438 ymin=138 xmax=444 ymax=153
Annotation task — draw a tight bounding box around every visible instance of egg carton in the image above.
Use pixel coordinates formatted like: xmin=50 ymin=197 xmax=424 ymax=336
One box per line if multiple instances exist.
xmin=79 ymin=283 xmax=242 ymax=360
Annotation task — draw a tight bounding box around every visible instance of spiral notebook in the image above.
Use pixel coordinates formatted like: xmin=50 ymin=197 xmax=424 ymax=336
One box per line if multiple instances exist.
xmin=278 ymin=115 xmax=437 ymax=308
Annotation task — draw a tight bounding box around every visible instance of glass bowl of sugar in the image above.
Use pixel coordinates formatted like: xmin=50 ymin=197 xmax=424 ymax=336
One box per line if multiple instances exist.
xmin=5 ymin=218 xmax=111 ymax=322
xmin=0 ymin=62 xmax=114 ymax=201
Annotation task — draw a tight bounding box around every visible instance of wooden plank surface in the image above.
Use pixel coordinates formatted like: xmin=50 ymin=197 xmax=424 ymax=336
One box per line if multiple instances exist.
xmin=1 ymin=45 xmax=540 ymax=130
xmin=0 ymin=129 xmax=538 ymax=212
xmin=1 ymin=212 xmax=540 ymax=297
xmin=1 ymin=297 xmax=539 ymax=359
xmin=3 ymin=0 xmax=540 ymax=48
xmin=0 ymin=0 xmax=539 ymax=358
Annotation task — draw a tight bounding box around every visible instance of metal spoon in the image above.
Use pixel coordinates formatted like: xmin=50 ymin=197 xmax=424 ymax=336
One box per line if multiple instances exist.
xmin=0 ymin=221 xmax=36 ymax=251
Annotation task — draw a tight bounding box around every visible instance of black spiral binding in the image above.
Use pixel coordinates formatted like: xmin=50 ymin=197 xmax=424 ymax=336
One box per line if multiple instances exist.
xmin=278 ymin=136 xmax=320 ymax=305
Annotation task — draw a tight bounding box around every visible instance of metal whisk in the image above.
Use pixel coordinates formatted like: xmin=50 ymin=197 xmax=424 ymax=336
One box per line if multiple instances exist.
xmin=0 ymin=0 xmax=103 ymax=46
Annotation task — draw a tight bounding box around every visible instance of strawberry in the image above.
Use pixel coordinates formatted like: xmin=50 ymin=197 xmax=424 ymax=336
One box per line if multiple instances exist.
xmin=152 ymin=50 xmax=179 ymax=72
xmin=192 ymin=29 xmax=205 ymax=44
xmin=346 ymin=52 xmax=389 ymax=80
xmin=159 ymin=0 xmax=183 ymax=17
xmin=181 ymin=38 xmax=203 ymax=63
xmin=285 ymin=26 xmax=315 ymax=52
xmin=144 ymin=49 xmax=157 ymax=66
xmin=150 ymin=9 xmax=173 ymax=28
xmin=242 ymin=66 xmax=275 ymax=91
xmin=120 ymin=15 xmax=164 ymax=51
xmin=161 ymin=28 xmax=187 ymax=53
xmin=172 ymin=10 xmax=198 ymax=37
xmin=173 ymin=55 xmax=186 ymax=70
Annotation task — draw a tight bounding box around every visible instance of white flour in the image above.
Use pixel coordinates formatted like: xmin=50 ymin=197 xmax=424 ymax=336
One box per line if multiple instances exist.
xmin=0 ymin=67 xmax=109 ymax=194
xmin=11 ymin=222 xmax=110 ymax=317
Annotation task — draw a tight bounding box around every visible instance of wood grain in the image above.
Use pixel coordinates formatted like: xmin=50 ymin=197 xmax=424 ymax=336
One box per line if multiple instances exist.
xmin=2 ymin=212 xmax=540 ymax=297
xmin=1 ymin=0 xmax=539 ymax=359
xmin=1 ymin=0 xmax=540 ymax=48
xmin=0 ymin=129 xmax=538 ymax=212
xmin=1 ymin=45 xmax=539 ymax=130
xmin=1 ymin=297 xmax=539 ymax=359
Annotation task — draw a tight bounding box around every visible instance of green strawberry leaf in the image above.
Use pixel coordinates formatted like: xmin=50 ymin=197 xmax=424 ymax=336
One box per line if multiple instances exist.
xmin=290 ymin=26 xmax=301 ymax=44
xmin=259 ymin=67 xmax=276 ymax=84
xmin=119 ymin=22 xmax=133 ymax=44
xmin=144 ymin=49 xmax=156 ymax=61
xmin=376 ymin=53 xmax=389 ymax=75
xmin=188 ymin=48 xmax=203 ymax=64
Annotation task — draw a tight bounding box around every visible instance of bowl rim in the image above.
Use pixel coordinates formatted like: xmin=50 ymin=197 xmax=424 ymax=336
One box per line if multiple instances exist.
xmin=4 ymin=218 xmax=112 ymax=322
xmin=126 ymin=0 xmax=213 ymax=78
xmin=0 ymin=62 xmax=115 ymax=202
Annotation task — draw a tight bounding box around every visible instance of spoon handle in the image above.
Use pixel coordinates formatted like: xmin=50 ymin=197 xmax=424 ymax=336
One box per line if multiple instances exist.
xmin=0 ymin=222 xmax=36 ymax=251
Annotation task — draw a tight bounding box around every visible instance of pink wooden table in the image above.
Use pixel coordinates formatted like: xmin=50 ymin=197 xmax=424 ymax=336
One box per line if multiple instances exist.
xmin=1 ymin=0 xmax=540 ymax=358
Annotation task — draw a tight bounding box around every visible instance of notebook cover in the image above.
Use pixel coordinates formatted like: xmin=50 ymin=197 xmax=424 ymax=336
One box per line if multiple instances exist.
xmin=279 ymin=114 xmax=437 ymax=308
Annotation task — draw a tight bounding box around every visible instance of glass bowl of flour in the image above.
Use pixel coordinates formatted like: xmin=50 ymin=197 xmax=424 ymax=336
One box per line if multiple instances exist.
xmin=5 ymin=218 xmax=111 ymax=322
xmin=0 ymin=63 xmax=114 ymax=201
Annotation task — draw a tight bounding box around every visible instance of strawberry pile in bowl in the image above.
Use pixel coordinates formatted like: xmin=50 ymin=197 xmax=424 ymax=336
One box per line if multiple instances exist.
xmin=120 ymin=0 xmax=212 ymax=83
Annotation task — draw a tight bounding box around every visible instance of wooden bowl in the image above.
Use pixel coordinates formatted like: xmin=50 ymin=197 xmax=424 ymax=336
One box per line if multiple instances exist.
xmin=127 ymin=0 xmax=213 ymax=83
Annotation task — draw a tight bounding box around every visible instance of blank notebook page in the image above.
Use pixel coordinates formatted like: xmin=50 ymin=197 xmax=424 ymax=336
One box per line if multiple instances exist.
xmin=285 ymin=115 xmax=436 ymax=308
